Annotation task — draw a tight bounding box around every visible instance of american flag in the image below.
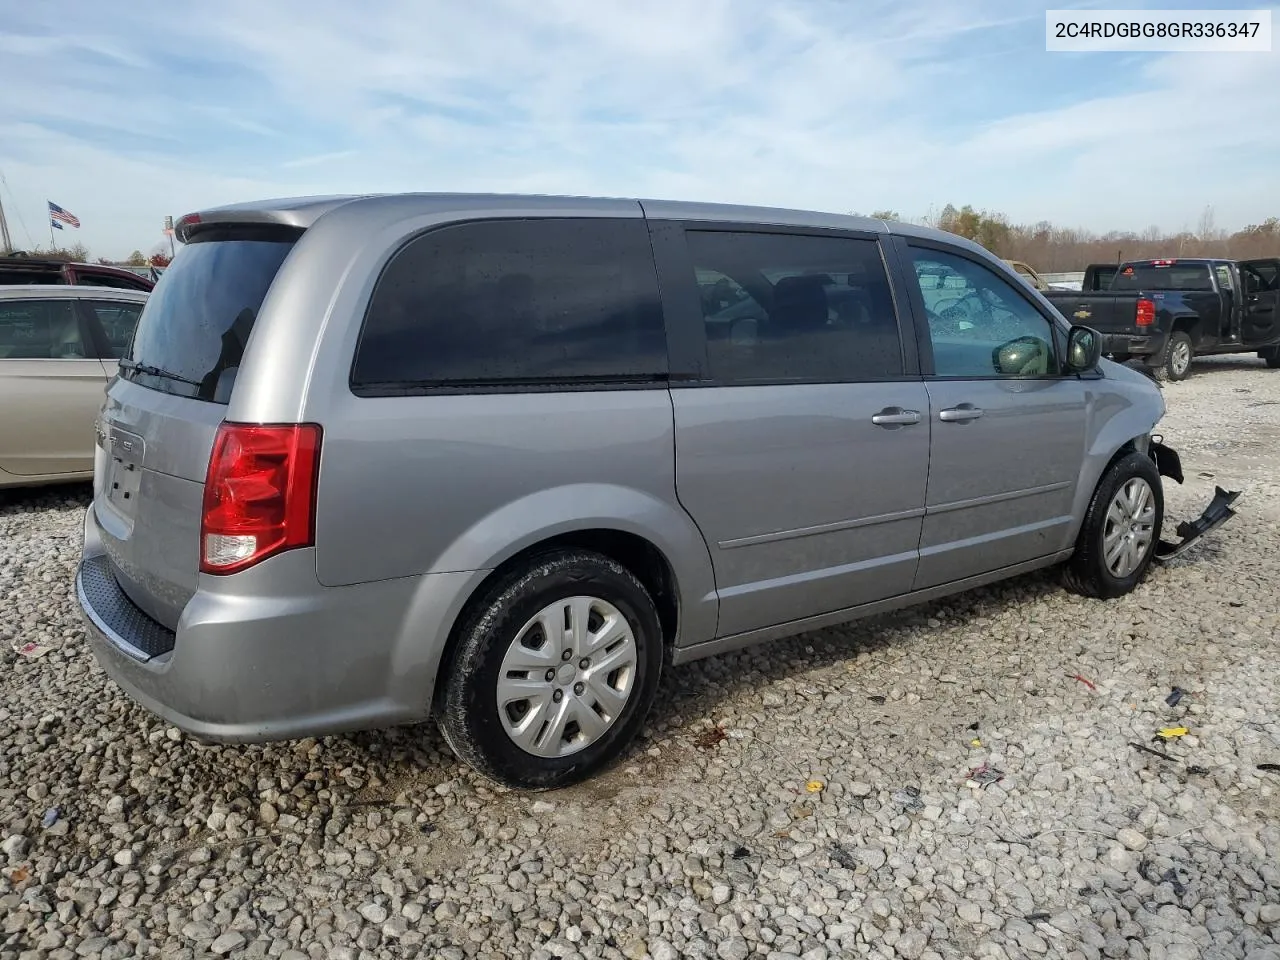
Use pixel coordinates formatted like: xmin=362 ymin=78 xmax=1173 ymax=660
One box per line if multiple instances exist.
xmin=48 ymin=202 xmax=81 ymax=229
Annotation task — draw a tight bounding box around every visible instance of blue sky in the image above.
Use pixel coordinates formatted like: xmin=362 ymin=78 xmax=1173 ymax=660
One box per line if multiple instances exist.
xmin=0 ymin=0 xmax=1276 ymax=259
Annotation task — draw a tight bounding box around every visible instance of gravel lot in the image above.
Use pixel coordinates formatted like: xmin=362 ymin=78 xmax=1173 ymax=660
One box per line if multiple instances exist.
xmin=2 ymin=357 xmax=1278 ymax=960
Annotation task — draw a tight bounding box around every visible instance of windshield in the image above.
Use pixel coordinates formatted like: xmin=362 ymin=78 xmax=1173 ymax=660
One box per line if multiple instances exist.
xmin=1111 ymin=263 xmax=1213 ymax=292
xmin=125 ymin=233 xmax=298 ymax=402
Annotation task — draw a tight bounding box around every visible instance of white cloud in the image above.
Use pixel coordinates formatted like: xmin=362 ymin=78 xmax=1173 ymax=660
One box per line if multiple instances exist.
xmin=0 ymin=0 xmax=1277 ymax=258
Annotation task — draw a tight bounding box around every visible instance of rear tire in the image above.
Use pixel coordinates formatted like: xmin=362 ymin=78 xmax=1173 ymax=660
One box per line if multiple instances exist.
xmin=1261 ymin=346 xmax=1280 ymax=369
xmin=1064 ymin=451 xmax=1164 ymax=600
xmin=1150 ymin=331 xmax=1193 ymax=381
xmin=437 ymin=549 xmax=663 ymax=789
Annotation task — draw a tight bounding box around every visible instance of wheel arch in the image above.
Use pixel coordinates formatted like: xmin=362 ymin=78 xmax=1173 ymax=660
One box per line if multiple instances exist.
xmin=1065 ymin=400 xmax=1162 ymax=547
xmin=399 ymin=483 xmax=718 ymax=713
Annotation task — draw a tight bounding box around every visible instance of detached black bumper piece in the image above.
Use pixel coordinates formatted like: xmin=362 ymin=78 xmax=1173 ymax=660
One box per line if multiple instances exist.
xmin=1149 ymin=439 xmax=1241 ymax=562
xmin=1155 ymin=486 xmax=1242 ymax=562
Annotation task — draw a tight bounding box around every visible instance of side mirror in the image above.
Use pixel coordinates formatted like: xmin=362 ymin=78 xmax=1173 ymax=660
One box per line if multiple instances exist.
xmin=992 ymin=335 xmax=1051 ymax=376
xmin=1066 ymin=325 xmax=1102 ymax=372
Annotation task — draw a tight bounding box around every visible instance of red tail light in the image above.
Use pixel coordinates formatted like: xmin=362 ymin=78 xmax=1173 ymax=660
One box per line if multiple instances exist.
xmin=1136 ymin=299 xmax=1155 ymax=327
xmin=200 ymin=423 xmax=322 ymax=575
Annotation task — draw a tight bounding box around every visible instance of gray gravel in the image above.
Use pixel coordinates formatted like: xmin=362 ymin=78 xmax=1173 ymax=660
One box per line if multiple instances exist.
xmin=2 ymin=355 xmax=1279 ymax=960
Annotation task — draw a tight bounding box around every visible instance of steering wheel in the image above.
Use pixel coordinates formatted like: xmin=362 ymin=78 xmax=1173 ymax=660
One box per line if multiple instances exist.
xmin=933 ymin=292 xmax=987 ymax=318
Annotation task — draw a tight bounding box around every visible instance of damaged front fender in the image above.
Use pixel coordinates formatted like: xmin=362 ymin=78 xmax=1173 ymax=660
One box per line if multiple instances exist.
xmin=1150 ymin=438 xmax=1183 ymax=485
xmin=1149 ymin=438 xmax=1242 ymax=563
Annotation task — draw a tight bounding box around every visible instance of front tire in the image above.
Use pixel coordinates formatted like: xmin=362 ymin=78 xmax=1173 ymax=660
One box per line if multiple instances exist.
xmin=1064 ymin=451 xmax=1164 ymax=599
xmin=438 ymin=550 xmax=663 ymax=789
xmin=1261 ymin=346 xmax=1280 ymax=369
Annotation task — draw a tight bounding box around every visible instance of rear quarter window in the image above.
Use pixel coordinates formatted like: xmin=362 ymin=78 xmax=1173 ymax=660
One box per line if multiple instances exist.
xmin=352 ymin=218 xmax=667 ymax=393
xmin=82 ymin=300 xmax=145 ymax=358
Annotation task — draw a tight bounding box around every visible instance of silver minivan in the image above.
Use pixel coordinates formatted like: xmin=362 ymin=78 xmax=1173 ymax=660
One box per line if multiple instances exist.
xmin=75 ymin=195 xmax=1233 ymax=788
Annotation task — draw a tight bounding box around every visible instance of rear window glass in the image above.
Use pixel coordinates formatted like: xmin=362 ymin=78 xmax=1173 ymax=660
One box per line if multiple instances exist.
xmin=352 ymin=218 xmax=667 ymax=392
xmin=125 ymin=232 xmax=297 ymax=402
xmin=1111 ymin=264 xmax=1213 ymax=292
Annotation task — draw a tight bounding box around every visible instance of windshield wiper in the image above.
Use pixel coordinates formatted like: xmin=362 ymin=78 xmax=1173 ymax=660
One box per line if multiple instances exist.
xmin=117 ymin=358 xmax=204 ymax=388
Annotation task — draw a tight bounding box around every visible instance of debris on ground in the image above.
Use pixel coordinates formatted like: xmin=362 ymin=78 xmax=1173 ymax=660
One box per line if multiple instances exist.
xmin=1130 ymin=742 xmax=1179 ymax=763
xmin=694 ymin=726 xmax=727 ymax=750
xmin=14 ymin=641 xmax=53 ymax=659
xmin=41 ymin=807 xmax=59 ymax=828
xmin=805 ymin=780 xmax=824 ymax=793
xmin=966 ymin=762 xmax=1005 ymax=788
xmin=1142 ymin=860 xmax=1190 ymax=896
xmin=1155 ymin=726 xmax=1189 ymax=740
xmin=8 ymin=866 xmax=29 ymax=884
xmin=829 ymin=843 xmax=858 ymax=871
xmin=891 ymin=786 xmax=925 ymax=813
xmin=1165 ymin=686 xmax=1186 ymax=707
xmin=1163 ymin=868 xmax=1187 ymax=896
xmin=1070 ymin=674 xmax=1097 ymax=691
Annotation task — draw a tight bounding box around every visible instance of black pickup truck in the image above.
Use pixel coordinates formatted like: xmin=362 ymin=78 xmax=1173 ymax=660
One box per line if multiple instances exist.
xmin=1043 ymin=258 xmax=1280 ymax=380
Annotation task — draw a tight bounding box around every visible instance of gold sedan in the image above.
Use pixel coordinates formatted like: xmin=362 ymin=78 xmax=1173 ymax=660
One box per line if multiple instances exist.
xmin=0 ymin=285 xmax=147 ymax=488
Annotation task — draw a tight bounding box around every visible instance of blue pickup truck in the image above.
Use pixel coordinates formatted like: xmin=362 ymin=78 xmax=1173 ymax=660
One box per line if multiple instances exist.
xmin=1043 ymin=258 xmax=1280 ymax=380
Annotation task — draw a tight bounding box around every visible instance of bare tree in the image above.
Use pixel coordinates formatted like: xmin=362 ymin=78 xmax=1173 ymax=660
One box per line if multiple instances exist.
xmin=1197 ymin=205 xmax=1218 ymax=243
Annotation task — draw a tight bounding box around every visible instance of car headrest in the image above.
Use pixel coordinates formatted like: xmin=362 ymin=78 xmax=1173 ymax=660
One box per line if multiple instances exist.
xmin=771 ymin=276 xmax=828 ymax=332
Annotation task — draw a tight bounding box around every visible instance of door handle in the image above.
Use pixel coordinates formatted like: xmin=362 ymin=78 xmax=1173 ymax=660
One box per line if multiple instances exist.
xmin=871 ymin=407 xmax=922 ymax=427
xmin=938 ymin=404 xmax=984 ymax=422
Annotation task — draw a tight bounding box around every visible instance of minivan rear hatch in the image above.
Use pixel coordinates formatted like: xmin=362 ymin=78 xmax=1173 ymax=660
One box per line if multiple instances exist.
xmin=94 ymin=225 xmax=300 ymax=630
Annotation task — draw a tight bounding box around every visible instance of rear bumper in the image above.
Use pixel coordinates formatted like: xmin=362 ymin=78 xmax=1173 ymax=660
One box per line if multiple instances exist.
xmin=76 ymin=504 xmax=474 ymax=742
xmin=1101 ymin=333 xmax=1162 ymax=358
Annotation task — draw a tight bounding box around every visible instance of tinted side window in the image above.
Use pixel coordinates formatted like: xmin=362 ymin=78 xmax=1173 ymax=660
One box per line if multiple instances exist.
xmin=908 ymin=248 xmax=1059 ymax=378
xmin=685 ymin=231 xmax=902 ymax=383
xmin=0 ymin=299 xmax=87 ymax=359
xmin=354 ymin=219 xmax=666 ymax=390
xmin=83 ymin=300 xmax=145 ymax=358
xmin=77 ymin=273 xmax=151 ymax=291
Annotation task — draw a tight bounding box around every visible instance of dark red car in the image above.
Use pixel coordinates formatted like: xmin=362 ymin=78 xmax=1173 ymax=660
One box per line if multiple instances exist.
xmin=0 ymin=253 xmax=155 ymax=292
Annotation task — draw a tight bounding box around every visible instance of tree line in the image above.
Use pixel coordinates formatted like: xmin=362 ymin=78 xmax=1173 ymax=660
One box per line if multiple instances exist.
xmin=863 ymin=205 xmax=1280 ymax=271
xmin=17 ymin=206 xmax=1280 ymax=274
xmin=12 ymin=243 xmax=171 ymax=267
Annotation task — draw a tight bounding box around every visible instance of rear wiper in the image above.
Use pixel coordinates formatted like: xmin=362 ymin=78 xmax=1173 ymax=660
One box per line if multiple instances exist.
xmin=116 ymin=358 xmax=204 ymax=388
